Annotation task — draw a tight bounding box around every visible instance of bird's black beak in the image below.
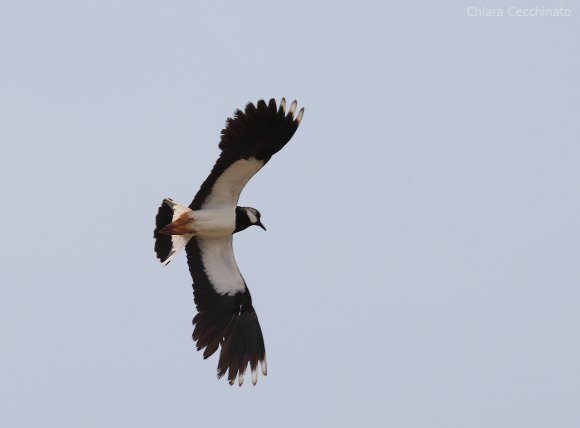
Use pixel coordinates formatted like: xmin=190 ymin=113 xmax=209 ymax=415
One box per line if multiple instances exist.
xmin=256 ymin=221 xmax=266 ymax=231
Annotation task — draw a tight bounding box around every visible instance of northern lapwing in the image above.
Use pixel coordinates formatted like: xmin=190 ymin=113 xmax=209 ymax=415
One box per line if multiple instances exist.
xmin=154 ymin=98 xmax=304 ymax=386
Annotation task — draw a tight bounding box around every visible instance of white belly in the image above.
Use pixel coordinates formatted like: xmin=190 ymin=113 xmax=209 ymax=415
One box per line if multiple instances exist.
xmin=190 ymin=208 xmax=236 ymax=237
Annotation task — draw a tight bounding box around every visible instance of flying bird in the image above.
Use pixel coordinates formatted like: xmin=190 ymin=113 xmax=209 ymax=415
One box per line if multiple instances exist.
xmin=154 ymin=98 xmax=304 ymax=386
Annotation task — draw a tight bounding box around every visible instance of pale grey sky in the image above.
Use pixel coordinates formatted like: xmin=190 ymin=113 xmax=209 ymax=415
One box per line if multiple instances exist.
xmin=1 ymin=1 xmax=579 ymax=427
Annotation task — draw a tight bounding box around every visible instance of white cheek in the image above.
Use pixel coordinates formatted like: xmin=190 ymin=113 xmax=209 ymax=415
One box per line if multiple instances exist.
xmin=246 ymin=210 xmax=258 ymax=224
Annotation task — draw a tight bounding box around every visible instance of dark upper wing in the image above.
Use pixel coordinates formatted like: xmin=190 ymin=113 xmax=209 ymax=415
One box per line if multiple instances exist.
xmin=189 ymin=98 xmax=304 ymax=210
xmin=186 ymin=236 xmax=266 ymax=386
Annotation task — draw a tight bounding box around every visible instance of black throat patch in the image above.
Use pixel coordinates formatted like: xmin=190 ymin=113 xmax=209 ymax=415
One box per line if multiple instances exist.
xmin=234 ymin=206 xmax=253 ymax=233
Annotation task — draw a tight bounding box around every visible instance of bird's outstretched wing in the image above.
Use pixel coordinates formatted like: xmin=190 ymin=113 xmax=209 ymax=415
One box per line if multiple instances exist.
xmin=185 ymin=98 xmax=304 ymax=385
xmin=189 ymin=98 xmax=304 ymax=210
xmin=186 ymin=236 xmax=266 ymax=385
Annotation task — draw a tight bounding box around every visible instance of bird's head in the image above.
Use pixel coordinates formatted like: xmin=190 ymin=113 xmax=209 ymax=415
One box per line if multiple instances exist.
xmin=234 ymin=206 xmax=266 ymax=233
xmin=244 ymin=207 xmax=266 ymax=230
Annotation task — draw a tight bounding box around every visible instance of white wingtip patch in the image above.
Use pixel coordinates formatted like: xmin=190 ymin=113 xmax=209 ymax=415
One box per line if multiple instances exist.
xmin=296 ymin=107 xmax=304 ymax=124
xmin=280 ymin=97 xmax=286 ymax=112
xmin=260 ymin=358 xmax=267 ymax=376
xmin=289 ymin=100 xmax=297 ymax=115
xmin=251 ymin=367 xmax=258 ymax=385
xmin=238 ymin=373 xmax=244 ymax=387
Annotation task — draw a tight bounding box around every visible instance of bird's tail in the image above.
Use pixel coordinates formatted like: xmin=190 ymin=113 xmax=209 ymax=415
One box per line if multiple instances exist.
xmin=154 ymin=198 xmax=194 ymax=265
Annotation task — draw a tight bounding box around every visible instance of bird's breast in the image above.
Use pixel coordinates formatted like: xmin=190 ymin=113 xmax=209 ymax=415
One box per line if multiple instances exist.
xmin=190 ymin=208 xmax=236 ymax=237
